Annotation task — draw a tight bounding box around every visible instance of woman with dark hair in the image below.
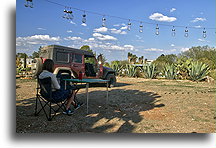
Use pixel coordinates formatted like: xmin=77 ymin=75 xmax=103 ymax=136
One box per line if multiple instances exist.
xmin=39 ymin=59 xmax=79 ymax=115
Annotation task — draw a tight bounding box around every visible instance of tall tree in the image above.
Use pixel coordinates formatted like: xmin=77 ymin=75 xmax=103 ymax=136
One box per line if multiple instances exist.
xmin=127 ymin=52 xmax=133 ymax=63
xmin=80 ymin=45 xmax=93 ymax=53
xmin=138 ymin=56 xmax=144 ymax=64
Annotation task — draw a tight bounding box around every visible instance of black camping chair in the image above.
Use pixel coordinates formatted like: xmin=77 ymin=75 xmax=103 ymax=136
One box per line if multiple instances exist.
xmin=56 ymin=71 xmax=86 ymax=103
xmin=35 ymin=77 xmax=67 ymax=121
xmin=56 ymin=71 xmax=72 ymax=90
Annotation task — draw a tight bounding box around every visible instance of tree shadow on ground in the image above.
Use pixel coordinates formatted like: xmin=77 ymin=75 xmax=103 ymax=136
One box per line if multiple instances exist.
xmin=16 ymin=86 xmax=164 ymax=133
xmin=88 ymin=82 xmax=131 ymax=88
xmin=76 ymin=89 xmax=163 ymax=133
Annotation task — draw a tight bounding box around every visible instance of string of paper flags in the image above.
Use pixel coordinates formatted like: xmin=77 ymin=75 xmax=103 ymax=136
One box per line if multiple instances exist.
xmin=24 ymin=0 xmax=215 ymax=38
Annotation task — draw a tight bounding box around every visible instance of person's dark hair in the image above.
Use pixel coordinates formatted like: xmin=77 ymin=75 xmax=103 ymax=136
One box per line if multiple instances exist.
xmin=42 ymin=59 xmax=54 ymax=73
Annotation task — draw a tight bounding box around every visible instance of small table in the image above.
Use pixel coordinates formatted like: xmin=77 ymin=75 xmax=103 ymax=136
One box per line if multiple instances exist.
xmin=63 ymin=79 xmax=109 ymax=114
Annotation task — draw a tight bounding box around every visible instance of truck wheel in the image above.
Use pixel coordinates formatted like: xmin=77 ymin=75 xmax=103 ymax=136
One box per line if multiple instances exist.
xmin=105 ymin=74 xmax=116 ymax=87
xmin=32 ymin=58 xmax=43 ymax=76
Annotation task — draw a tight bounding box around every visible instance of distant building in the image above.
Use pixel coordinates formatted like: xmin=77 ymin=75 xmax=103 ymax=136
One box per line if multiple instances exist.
xmin=132 ymin=59 xmax=154 ymax=67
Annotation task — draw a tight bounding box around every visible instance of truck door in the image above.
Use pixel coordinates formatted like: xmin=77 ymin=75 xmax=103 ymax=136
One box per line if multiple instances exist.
xmin=71 ymin=53 xmax=84 ymax=77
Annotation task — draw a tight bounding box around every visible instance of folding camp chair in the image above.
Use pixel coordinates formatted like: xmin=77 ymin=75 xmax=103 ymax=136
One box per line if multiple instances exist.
xmin=35 ymin=77 xmax=67 ymax=121
xmin=56 ymin=71 xmax=86 ymax=104
xmin=35 ymin=73 xmax=85 ymax=121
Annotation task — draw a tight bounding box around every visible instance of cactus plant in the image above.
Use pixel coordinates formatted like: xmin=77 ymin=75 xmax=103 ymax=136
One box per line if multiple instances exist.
xmin=125 ymin=64 xmax=137 ymax=77
xmin=140 ymin=63 xmax=157 ymax=79
xmin=164 ymin=64 xmax=177 ymax=80
xmin=188 ymin=61 xmax=210 ymax=81
xmin=111 ymin=62 xmax=124 ymax=76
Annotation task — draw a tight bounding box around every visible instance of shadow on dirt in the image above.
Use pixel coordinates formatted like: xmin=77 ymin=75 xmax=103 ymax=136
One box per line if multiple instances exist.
xmin=16 ymin=86 xmax=164 ymax=133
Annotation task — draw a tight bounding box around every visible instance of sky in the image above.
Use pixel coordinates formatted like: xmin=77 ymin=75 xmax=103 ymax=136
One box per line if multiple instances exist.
xmin=16 ymin=0 xmax=216 ymax=62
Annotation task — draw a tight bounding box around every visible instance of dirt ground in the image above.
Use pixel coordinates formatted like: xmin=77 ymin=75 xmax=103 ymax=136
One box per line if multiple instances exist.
xmin=16 ymin=77 xmax=216 ymax=133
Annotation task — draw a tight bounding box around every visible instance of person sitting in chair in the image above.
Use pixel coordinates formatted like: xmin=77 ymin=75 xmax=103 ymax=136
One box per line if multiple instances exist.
xmin=39 ymin=59 xmax=80 ymax=115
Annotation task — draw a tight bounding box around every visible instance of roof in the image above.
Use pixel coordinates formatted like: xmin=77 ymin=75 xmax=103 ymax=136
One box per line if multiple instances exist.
xmin=41 ymin=45 xmax=94 ymax=57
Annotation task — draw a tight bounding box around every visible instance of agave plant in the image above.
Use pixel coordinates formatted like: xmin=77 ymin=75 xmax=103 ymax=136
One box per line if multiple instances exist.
xmin=188 ymin=61 xmax=210 ymax=81
xmin=111 ymin=62 xmax=124 ymax=76
xmin=140 ymin=63 xmax=157 ymax=79
xmin=125 ymin=64 xmax=137 ymax=77
xmin=164 ymin=64 xmax=177 ymax=80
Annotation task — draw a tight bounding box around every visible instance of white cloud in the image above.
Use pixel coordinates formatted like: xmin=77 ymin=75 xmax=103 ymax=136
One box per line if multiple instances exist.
xmin=144 ymin=48 xmax=164 ymax=52
xmin=171 ymin=44 xmax=175 ymax=47
xmin=67 ymin=30 xmax=73 ymax=33
xmin=113 ymin=24 xmax=120 ymax=27
xmin=198 ymin=38 xmax=205 ymax=42
xmin=110 ymin=28 xmax=122 ymax=34
xmin=136 ymin=35 xmax=142 ymax=40
xmin=81 ymin=23 xmax=87 ymax=26
xmin=92 ymin=33 xmax=117 ymax=41
xmin=70 ymin=21 xmax=76 ymax=25
xmin=64 ymin=36 xmax=82 ymax=40
xmin=180 ymin=47 xmax=189 ymax=52
xmin=93 ymin=27 xmax=108 ymax=33
xmin=194 ymin=25 xmax=202 ymax=28
xmin=120 ymin=26 xmax=128 ymax=30
xmin=124 ymin=45 xmax=134 ymax=51
xmin=88 ymin=38 xmax=95 ymax=41
xmin=170 ymin=8 xmax=176 ymax=12
xmin=37 ymin=27 xmax=46 ymax=30
xmin=109 ymin=28 xmax=127 ymax=35
xmin=16 ymin=35 xmax=61 ymax=55
xmin=191 ymin=17 xmax=206 ymax=23
xmin=120 ymin=31 xmax=127 ymax=35
xmin=198 ymin=38 xmax=210 ymax=43
xmin=16 ymin=35 xmax=60 ymax=43
xmin=149 ymin=13 xmax=177 ymax=22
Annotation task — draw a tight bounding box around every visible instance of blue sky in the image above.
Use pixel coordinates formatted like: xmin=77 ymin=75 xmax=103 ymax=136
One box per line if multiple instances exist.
xmin=16 ymin=0 xmax=216 ymax=62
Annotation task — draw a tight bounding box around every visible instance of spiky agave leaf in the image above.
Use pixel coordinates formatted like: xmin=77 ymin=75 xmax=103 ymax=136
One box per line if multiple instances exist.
xmin=164 ymin=64 xmax=177 ymax=80
xmin=140 ymin=63 xmax=157 ymax=79
xmin=188 ymin=61 xmax=210 ymax=81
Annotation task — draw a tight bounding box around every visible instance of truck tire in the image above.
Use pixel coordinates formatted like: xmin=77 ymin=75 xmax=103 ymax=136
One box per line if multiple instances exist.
xmin=105 ymin=74 xmax=116 ymax=87
xmin=32 ymin=58 xmax=43 ymax=76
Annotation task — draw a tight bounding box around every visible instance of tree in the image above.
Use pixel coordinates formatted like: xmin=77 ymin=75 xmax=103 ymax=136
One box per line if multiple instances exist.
xmin=138 ymin=56 xmax=144 ymax=64
xmin=80 ymin=45 xmax=93 ymax=53
xmin=130 ymin=55 xmax=137 ymax=64
xmin=127 ymin=52 xmax=138 ymax=64
xmin=97 ymin=53 xmax=107 ymax=64
xmin=32 ymin=51 xmax=39 ymax=58
xmin=31 ymin=46 xmax=42 ymax=58
xmin=17 ymin=53 xmax=28 ymax=58
xmin=153 ymin=54 xmax=177 ymax=72
xmin=180 ymin=46 xmax=216 ymax=70
xmin=127 ymin=52 xmax=133 ymax=63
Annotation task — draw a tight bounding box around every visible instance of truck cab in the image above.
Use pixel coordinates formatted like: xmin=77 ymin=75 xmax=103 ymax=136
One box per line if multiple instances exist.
xmin=32 ymin=45 xmax=116 ymax=87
